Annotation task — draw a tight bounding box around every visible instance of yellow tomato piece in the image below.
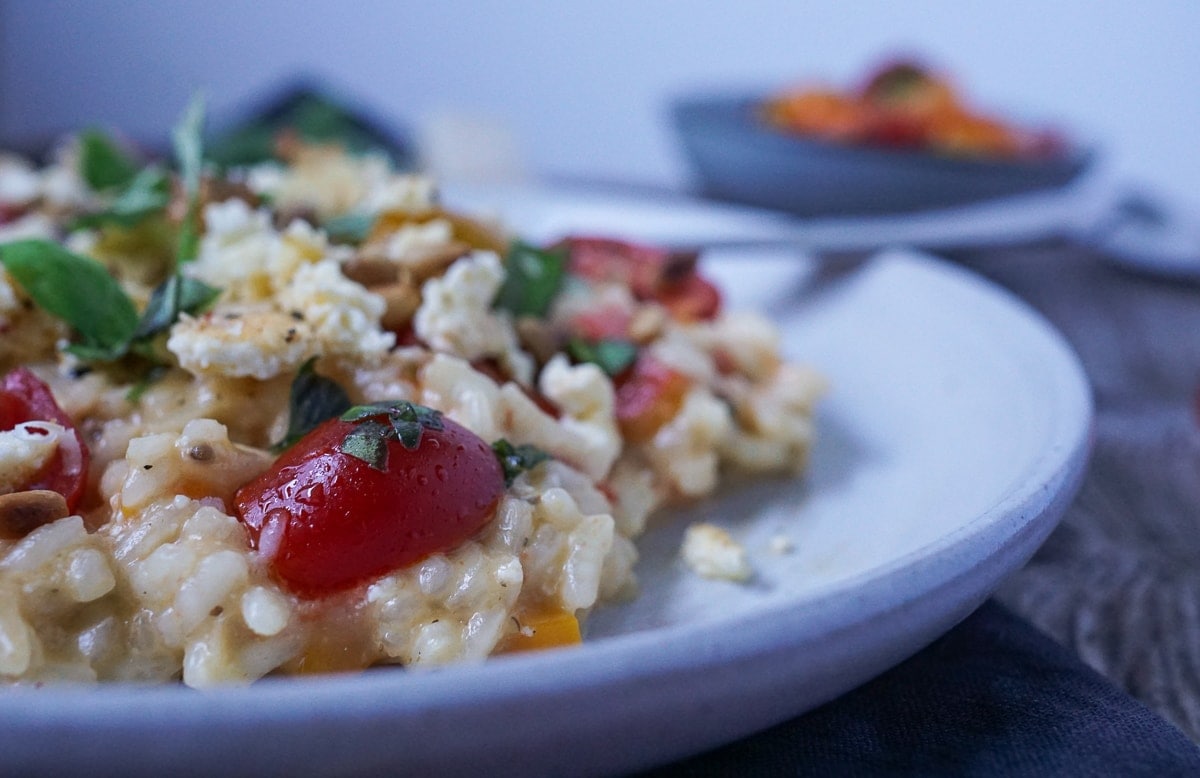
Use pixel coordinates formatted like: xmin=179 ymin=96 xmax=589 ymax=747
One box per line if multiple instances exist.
xmin=501 ymin=609 xmax=582 ymax=653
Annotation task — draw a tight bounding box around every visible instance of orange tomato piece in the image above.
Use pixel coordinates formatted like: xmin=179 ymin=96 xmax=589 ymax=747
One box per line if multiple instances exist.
xmin=614 ymin=356 xmax=691 ymax=444
xmin=501 ymin=609 xmax=582 ymax=653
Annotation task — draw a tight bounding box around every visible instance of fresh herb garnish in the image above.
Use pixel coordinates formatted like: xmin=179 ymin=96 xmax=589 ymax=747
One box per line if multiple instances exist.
xmin=78 ymin=130 xmax=140 ymax=192
xmin=72 ymin=167 xmax=172 ymax=231
xmin=131 ymin=273 xmax=221 ymax=341
xmin=566 ymin=336 xmax=638 ymax=377
xmin=274 ymin=358 xmax=352 ymax=451
xmin=491 ymin=439 xmax=551 ymax=486
xmin=0 ymin=239 xmax=218 ymax=363
xmin=322 ymin=212 xmax=375 ymax=245
xmin=493 ymin=240 xmax=566 ymax=318
xmin=0 ymin=239 xmax=139 ymax=360
xmin=338 ymin=401 xmax=445 ymax=470
xmin=172 ymin=94 xmax=206 ymax=263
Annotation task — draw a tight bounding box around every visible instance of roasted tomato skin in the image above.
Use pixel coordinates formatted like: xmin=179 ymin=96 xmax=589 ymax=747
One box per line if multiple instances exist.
xmin=234 ymin=415 xmax=505 ymax=598
xmin=655 ymin=273 xmax=722 ymax=323
xmin=614 ymin=355 xmax=691 ymax=444
xmin=0 ymin=367 xmax=89 ymax=511
xmin=561 ymin=236 xmax=722 ymax=322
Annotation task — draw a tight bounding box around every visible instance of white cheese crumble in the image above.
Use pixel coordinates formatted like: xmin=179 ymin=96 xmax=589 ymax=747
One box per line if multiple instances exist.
xmin=277 ymin=259 xmax=396 ymax=364
xmin=167 ymin=307 xmax=312 ymax=380
xmin=681 ymin=523 xmax=753 ymax=582
xmin=414 ymin=251 xmax=533 ymax=384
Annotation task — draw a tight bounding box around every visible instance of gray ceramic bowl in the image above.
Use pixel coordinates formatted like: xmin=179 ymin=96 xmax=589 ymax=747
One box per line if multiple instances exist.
xmin=671 ymin=94 xmax=1094 ymax=217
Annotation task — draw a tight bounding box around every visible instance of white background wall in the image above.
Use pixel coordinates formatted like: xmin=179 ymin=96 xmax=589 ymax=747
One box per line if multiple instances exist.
xmin=2 ymin=1 xmax=1198 ymax=208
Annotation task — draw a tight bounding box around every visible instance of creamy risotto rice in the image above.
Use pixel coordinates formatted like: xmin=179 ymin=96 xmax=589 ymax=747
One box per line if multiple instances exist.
xmin=0 ymin=110 xmax=822 ymax=687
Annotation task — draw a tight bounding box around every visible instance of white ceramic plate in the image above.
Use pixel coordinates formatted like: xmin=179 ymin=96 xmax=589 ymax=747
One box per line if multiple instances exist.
xmin=444 ymin=178 xmax=1107 ymax=254
xmin=0 ymin=234 xmax=1092 ymax=776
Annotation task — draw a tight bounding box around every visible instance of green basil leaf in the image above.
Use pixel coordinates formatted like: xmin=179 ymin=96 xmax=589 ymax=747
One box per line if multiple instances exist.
xmin=131 ymin=273 xmax=221 ymax=342
xmin=65 ymin=342 xmax=131 ymax=362
xmin=131 ymin=273 xmax=182 ymax=341
xmin=0 ymin=239 xmax=138 ymax=354
xmin=178 ymin=276 xmax=222 ymax=316
xmin=173 ymin=94 xmax=206 ymax=199
xmin=323 ymin=212 xmax=375 ymax=245
xmin=275 ymin=357 xmax=351 ymax=451
xmin=172 ymin=94 xmax=206 ymax=263
xmin=78 ymin=129 xmax=140 ymax=191
xmin=491 ymin=438 xmax=551 ymax=487
xmin=341 ymin=420 xmax=391 ymax=471
xmin=567 ymin=337 xmax=638 ymax=377
xmin=71 ymin=167 xmax=171 ymax=231
xmin=493 ymin=240 xmax=566 ymax=318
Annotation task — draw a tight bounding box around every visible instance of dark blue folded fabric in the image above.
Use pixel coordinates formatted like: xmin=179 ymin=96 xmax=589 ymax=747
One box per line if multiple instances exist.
xmin=643 ymin=600 xmax=1200 ymax=777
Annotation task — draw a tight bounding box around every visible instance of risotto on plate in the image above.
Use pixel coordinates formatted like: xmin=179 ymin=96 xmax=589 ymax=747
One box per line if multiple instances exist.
xmin=0 ymin=103 xmax=822 ymax=687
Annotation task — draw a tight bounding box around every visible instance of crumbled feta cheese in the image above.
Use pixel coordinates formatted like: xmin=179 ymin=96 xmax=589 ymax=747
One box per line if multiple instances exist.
xmin=681 ymin=523 xmax=753 ymax=582
xmin=190 ymin=199 xmax=346 ymax=301
xmin=276 ymin=259 xmax=395 ymax=364
xmin=768 ymin=534 xmax=795 ymax=555
xmin=414 ymin=251 xmax=533 ymax=383
xmin=167 ymin=306 xmax=313 ymax=379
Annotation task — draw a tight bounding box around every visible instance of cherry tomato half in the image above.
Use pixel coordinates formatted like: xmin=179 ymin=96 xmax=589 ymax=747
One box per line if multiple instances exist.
xmin=561 ymin=236 xmax=722 ymax=322
xmin=234 ymin=411 xmax=505 ymax=598
xmin=0 ymin=367 xmax=89 ymax=511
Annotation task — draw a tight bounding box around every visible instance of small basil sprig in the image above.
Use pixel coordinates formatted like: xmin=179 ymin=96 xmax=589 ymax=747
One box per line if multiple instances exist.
xmin=491 ymin=439 xmax=551 ymax=486
xmin=72 ymin=167 xmax=172 ymax=230
xmin=78 ymin=130 xmax=140 ymax=192
xmin=493 ymin=240 xmax=566 ymax=318
xmin=173 ymin=93 xmax=206 ymax=263
xmin=274 ymin=358 xmax=351 ymax=451
xmin=131 ymin=272 xmax=222 ymax=341
xmin=0 ymin=239 xmax=138 ymax=360
xmin=566 ymin=337 xmax=638 ymax=377
xmin=339 ymin=401 xmax=445 ymax=471
xmin=0 ymin=239 xmax=219 ymax=362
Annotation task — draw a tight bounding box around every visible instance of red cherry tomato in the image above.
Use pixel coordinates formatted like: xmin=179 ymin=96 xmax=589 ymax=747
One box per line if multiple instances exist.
xmin=234 ymin=412 xmax=505 ymax=598
xmin=655 ymin=273 xmax=722 ymax=323
xmin=0 ymin=368 xmax=89 ymax=511
xmin=614 ymin=355 xmax=691 ymax=444
xmin=562 ymin=236 xmax=676 ymax=299
xmin=561 ymin=236 xmax=722 ymax=322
